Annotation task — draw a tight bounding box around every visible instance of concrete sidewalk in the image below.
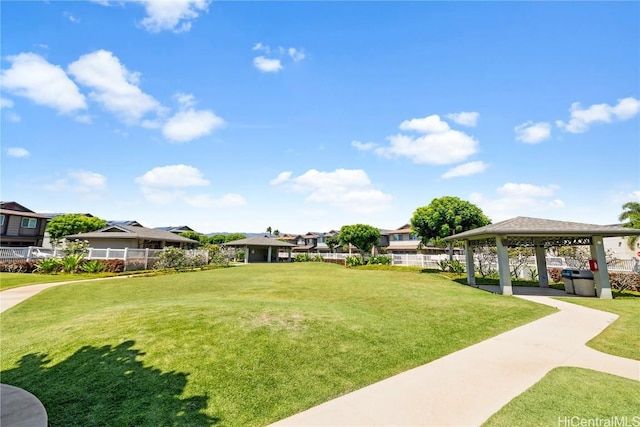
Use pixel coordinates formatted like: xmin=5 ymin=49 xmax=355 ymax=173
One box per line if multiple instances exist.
xmin=0 ymin=276 xmax=130 ymax=313
xmin=271 ymin=296 xmax=640 ymax=426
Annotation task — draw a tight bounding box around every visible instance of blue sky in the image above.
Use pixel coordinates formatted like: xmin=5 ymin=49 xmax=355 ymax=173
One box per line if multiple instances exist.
xmin=1 ymin=1 xmax=639 ymax=234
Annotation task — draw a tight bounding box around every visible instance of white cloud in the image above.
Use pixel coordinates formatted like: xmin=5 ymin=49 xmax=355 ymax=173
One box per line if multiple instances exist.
xmin=272 ymin=168 xmax=392 ymax=213
xmin=0 ymin=97 xmax=21 ymax=122
xmin=68 ymin=50 xmax=163 ymax=124
xmin=174 ymin=92 xmax=196 ymax=109
xmin=1 ymin=52 xmax=87 ymax=114
xmin=7 ymin=147 xmax=30 ymax=158
xmin=137 ymin=0 xmax=210 ymax=33
xmin=270 ymin=171 xmax=292 ymax=186
xmin=441 ymin=161 xmax=488 ymax=179
xmin=376 ymin=131 xmax=478 ymax=165
xmin=556 ymin=97 xmax=640 ymax=133
xmin=90 ymin=0 xmax=110 ymax=5
xmin=0 ymin=97 xmax=15 ymax=109
xmin=253 ymin=42 xmax=268 ymax=52
xmin=135 ymin=164 xmax=209 ymax=188
xmin=612 ymin=190 xmax=640 ymax=203
xmin=514 ymin=121 xmax=552 ymax=144
xmin=44 ymin=170 xmax=107 ymax=193
xmin=497 ymin=183 xmax=559 ymax=197
xmin=162 ymin=109 xmax=225 ymax=142
xmin=446 ymin=111 xmax=479 ymax=127
xmin=399 ymin=114 xmax=450 ymax=133
xmin=470 ymin=183 xmax=564 ymax=222
xmin=253 ymin=56 xmax=283 ymax=73
xmin=288 ymin=47 xmax=305 ymax=62
xmin=351 ymin=140 xmax=377 ymax=151
xmin=64 ymin=12 xmax=80 ymax=23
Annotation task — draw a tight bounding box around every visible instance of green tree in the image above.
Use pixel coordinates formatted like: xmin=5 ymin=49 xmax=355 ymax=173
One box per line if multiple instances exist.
xmin=273 ymin=229 xmax=280 ymax=237
xmin=338 ymin=224 xmax=381 ymax=255
xmin=210 ymin=234 xmax=227 ymax=245
xmin=179 ymin=231 xmax=207 ymax=248
xmin=46 ymin=214 xmax=107 ymax=245
xmin=411 ymin=196 xmax=491 ymax=260
xmin=326 ymin=236 xmax=341 ymax=253
xmin=619 ymin=202 xmax=640 ymax=250
xmin=224 ymin=233 xmax=246 ymax=243
xmin=266 ymin=226 xmax=272 ymax=236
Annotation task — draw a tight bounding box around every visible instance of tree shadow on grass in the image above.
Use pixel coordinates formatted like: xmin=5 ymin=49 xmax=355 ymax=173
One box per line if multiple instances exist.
xmin=1 ymin=341 xmax=219 ymax=426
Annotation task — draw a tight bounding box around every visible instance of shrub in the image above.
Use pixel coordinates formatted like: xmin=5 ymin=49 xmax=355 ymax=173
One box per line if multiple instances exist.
xmin=35 ymin=258 xmax=62 ymax=274
xmin=345 ymin=255 xmax=365 ymax=267
xmin=369 ymin=255 xmax=391 ymax=265
xmin=63 ymin=239 xmax=90 ymax=257
xmin=295 ymin=253 xmax=311 ymax=262
xmin=548 ymin=268 xmax=563 ymax=283
xmin=323 ymin=258 xmax=346 ymax=266
xmin=101 ymin=259 xmax=125 ymax=273
xmin=311 ymin=254 xmax=324 ymax=262
xmin=449 ymin=259 xmax=465 ymax=273
xmin=81 ymin=259 xmax=105 ymax=273
xmin=155 ymin=247 xmax=186 ymax=271
xmin=184 ymin=253 xmax=208 ymax=269
xmin=61 ymin=254 xmax=85 ymax=273
xmin=0 ymin=260 xmax=37 ymax=273
xmin=609 ymin=272 xmax=640 ymax=293
xmin=437 ymin=260 xmax=450 ymax=272
xmin=236 ymin=250 xmax=245 ymax=262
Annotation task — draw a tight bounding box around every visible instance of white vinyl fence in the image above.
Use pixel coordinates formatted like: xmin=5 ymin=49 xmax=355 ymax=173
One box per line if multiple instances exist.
xmin=0 ymin=246 xmax=209 ymax=272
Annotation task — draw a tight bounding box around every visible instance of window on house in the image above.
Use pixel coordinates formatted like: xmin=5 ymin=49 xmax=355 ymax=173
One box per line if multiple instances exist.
xmin=393 ymin=234 xmax=402 ymax=241
xmin=409 ymin=233 xmax=419 ymax=240
xmin=21 ymin=217 xmax=37 ymax=229
xmin=0 ymin=214 xmax=4 ymax=226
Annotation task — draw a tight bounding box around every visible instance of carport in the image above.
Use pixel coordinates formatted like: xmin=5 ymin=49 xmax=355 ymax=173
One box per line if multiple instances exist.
xmin=224 ymin=236 xmax=295 ymax=263
xmin=443 ymin=216 xmax=640 ymax=299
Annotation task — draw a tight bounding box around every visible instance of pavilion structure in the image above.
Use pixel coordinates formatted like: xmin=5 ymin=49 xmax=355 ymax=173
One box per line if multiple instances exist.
xmin=224 ymin=235 xmax=296 ymax=263
xmin=443 ymin=216 xmax=640 ymax=299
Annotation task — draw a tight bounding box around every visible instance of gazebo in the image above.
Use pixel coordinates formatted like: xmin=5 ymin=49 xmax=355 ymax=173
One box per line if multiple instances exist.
xmin=224 ymin=236 xmax=296 ymax=263
xmin=443 ymin=216 xmax=640 ymax=299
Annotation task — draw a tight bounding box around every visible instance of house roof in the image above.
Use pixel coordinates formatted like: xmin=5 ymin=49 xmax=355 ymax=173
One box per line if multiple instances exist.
xmin=65 ymin=225 xmax=198 ymax=243
xmin=0 ymin=201 xmax=48 ymax=219
xmin=108 ymin=220 xmax=145 ymax=227
xmin=154 ymin=225 xmax=195 ymax=233
xmin=223 ymin=235 xmax=296 ymax=247
xmin=293 ymin=245 xmax=315 ymax=251
xmin=444 ymin=216 xmax=640 ymax=241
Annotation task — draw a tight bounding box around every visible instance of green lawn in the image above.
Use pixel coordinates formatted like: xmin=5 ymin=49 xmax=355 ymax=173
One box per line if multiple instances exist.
xmin=558 ymin=297 xmax=640 ymax=360
xmin=0 ymin=263 xmax=554 ymax=427
xmin=0 ymin=272 xmax=117 ymax=291
xmin=483 ymin=367 xmax=640 ymax=427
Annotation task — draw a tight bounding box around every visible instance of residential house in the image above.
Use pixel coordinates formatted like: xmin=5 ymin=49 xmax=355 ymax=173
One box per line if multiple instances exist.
xmin=0 ymin=202 xmax=48 ymax=247
xmin=64 ymin=224 xmax=198 ymax=249
xmin=154 ymin=225 xmax=195 ymax=235
xmin=384 ymin=223 xmax=457 ymax=256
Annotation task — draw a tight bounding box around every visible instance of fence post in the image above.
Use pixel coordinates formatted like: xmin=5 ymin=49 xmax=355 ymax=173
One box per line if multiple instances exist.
xmin=124 ymin=247 xmax=129 ymax=271
xmin=88 ymin=247 xmax=93 ymax=260
xmin=106 ymin=248 xmax=110 ymax=260
xmin=27 ymin=246 xmax=33 ymax=262
xmin=145 ymin=248 xmax=149 ymax=270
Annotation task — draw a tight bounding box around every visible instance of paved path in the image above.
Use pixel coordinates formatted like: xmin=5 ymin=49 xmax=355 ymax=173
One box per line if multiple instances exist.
xmin=0 ymin=276 xmax=130 ymax=313
xmin=271 ymin=296 xmax=640 ymax=426
xmin=3 ymin=281 xmax=638 ymax=426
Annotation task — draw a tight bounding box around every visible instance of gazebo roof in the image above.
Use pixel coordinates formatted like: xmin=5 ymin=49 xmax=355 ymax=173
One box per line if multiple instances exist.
xmin=223 ymin=236 xmax=296 ymax=247
xmin=443 ymin=216 xmax=640 ymax=247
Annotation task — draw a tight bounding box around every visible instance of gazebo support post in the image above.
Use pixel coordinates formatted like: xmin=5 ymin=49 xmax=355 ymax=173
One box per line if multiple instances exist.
xmin=464 ymin=241 xmax=476 ymax=286
xmin=268 ymin=246 xmax=272 ymax=263
xmin=535 ymin=245 xmax=549 ymax=288
xmin=245 ymin=245 xmax=249 ymax=264
xmin=496 ymin=238 xmax=513 ymax=295
xmin=590 ymin=236 xmax=612 ymax=299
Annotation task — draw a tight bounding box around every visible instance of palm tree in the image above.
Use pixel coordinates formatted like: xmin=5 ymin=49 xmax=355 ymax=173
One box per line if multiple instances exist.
xmin=619 ymin=202 xmax=640 ymax=250
xmin=266 ymin=226 xmax=272 ymax=236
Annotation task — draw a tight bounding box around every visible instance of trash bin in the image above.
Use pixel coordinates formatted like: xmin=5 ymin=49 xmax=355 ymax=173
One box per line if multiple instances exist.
xmin=561 ymin=269 xmax=576 ymax=294
xmin=573 ymin=270 xmax=596 ymax=297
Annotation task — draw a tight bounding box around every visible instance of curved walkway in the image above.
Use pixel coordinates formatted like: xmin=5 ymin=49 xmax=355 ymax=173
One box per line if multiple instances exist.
xmin=0 ymin=276 xmax=130 ymax=313
xmin=271 ymin=296 xmax=639 ymax=426
xmin=2 ymin=281 xmax=638 ymax=426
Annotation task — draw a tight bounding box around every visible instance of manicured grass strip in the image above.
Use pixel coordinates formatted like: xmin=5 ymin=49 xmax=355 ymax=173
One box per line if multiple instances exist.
xmin=0 ymin=272 xmax=117 ymax=291
xmin=483 ymin=367 xmax=640 ymax=427
xmin=1 ymin=263 xmax=554 ymax=427
xmin=557 ymin=297 xmax=640 ymax=360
